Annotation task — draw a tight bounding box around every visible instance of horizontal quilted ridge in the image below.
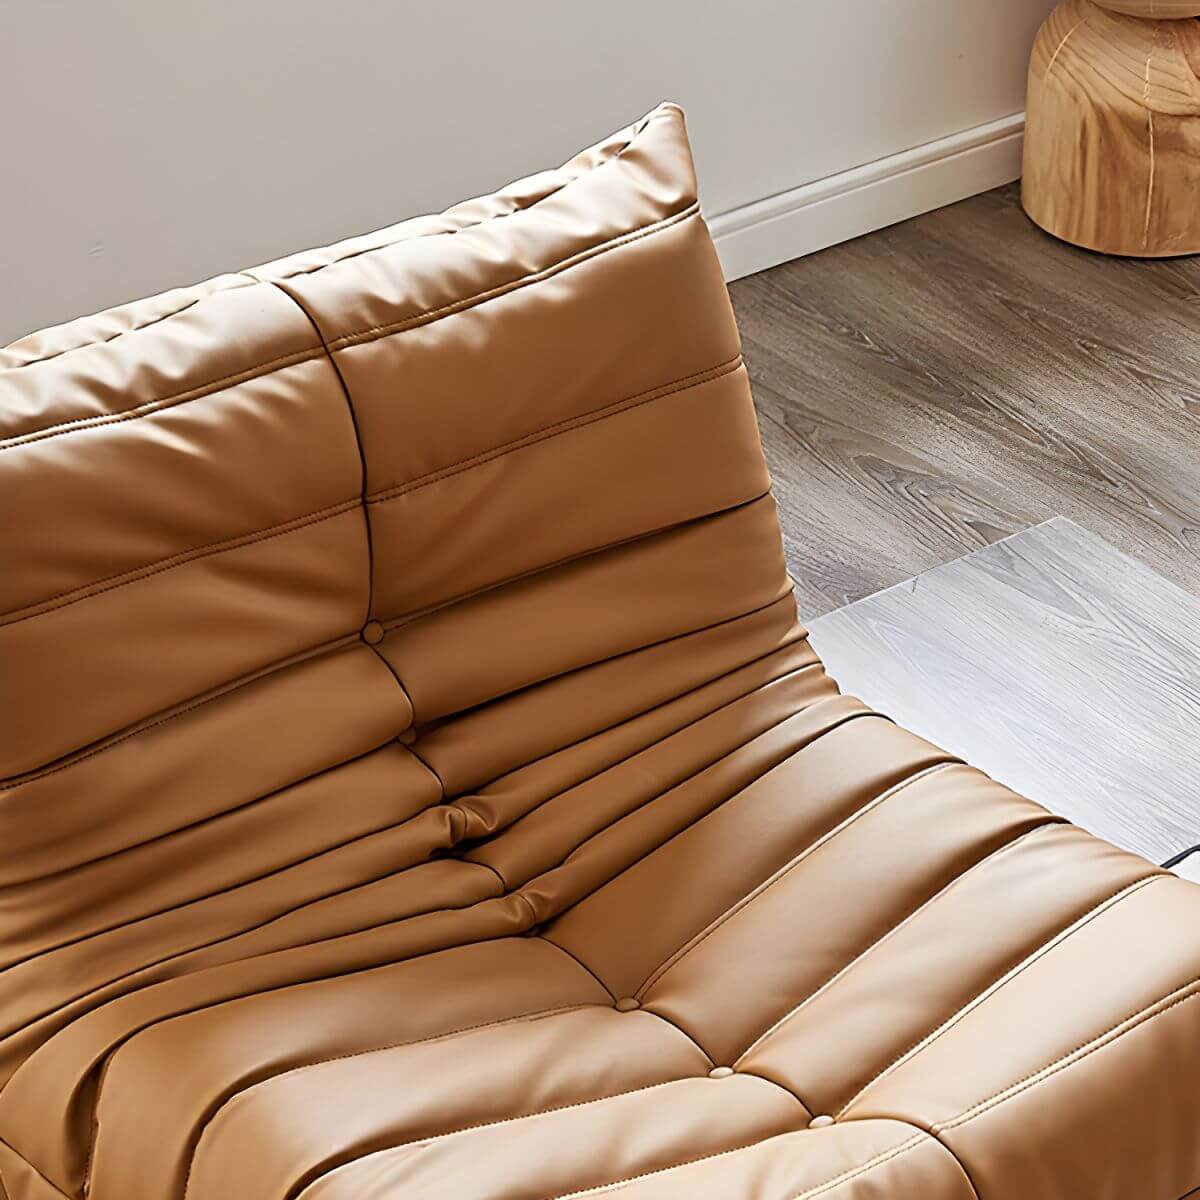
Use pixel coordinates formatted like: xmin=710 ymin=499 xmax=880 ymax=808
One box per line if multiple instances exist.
xmin=1 ymin=102 xmax=1199 ymax=1200
xmin=0 ymin=276 xmax=368 ymax=780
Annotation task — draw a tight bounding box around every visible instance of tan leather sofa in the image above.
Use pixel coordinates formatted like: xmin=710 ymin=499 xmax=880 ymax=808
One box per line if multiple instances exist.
xmin=0 ymin=104 xmax=1197 ymax=1200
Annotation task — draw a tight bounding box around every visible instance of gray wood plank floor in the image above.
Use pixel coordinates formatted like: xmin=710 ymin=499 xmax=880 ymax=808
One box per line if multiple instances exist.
xmin=807 ymin=518 xmax=1200 ymax=868
xmin=730 ymin=182 xmax=1200 ymax=621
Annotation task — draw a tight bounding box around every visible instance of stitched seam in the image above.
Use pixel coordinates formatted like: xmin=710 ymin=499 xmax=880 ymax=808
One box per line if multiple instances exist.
xmin=547 ymin=1136 xmax=805 ymax=1200
xmin=301 ymin=1078 xmax=698 ymax=1200
xmin=452 ymin=850 xmax=508 ymax=898
xmin=0 ymin=1134 xmax=74 ymax=1199
xmin=0 ymin=632 xmax=361 ymax=791
xmin=453 ymin=638 xmax=820 ymax=835
xmin=451 ymin=623 xmax=816 ymax=820
xmin=84 ymin=1041 xmax=128 ymax=1191
xmin=398 ymin=741 xmax=446 ymax=803
xmin=3 ymin=806 xmax=457 ymax=980
xmin=357 ymin=638 xmax=424 ymax=739
xmin=562 ymin=707 xmax=881 ymax=881
xmin=0 ymin=780 xmax=444 ymax=975
xmin=379 ymin=491 xmax=777 ymax=633
xmin=0 ymin=557 xmax=789 ymax=792
xmin=877 ymin=1116 xmax=982 ymax=1200
xmin=0 ymin=345 xmax=325 ymax=451
xmin=271 ymin=280 xmax=374 ymax=624
xmin=367 ymin=354 xmax=743 ymax=505
xmin=326 ymin=203 xmax=699 ymax=352
xmin=935 ymin=978 xmax=1200 ymax=1133
xmin=470 ymin=661 xmax=832 ymax=880
xmin=729 ymin=1068 xmax=816 ymax=1118
xmin=271 ymin=278 xmax=445 ymax=854
xmin=485 ymin=706 xmax=879 ymax=916
xmin=3 ymin=295 xmax=206 ymax=371
xmin=0 ymin=726 xmax=405 ymax=893
xmin=359 ymin=642 xmax=425 ymax=759
xmin=836 ymin=872 xmax=1165 ymax=1117
xmin=0 ymin=122 xmax=682 ymax=450
xmin=360 ymin=647 xmax=441 ymax=797
xmin=530 ymin=708 xmax=885 ymax=956
xmin=634 ymin=759 xmax=959 ymax=998
xmin=428 ymin=595 xmax=804 ymax=814
xmin=548 ymin=1131 xmax=928 ymax=1200
xmin=71 ymin=912 xmax=534 ymax=1195
xmin=17 ymin=833 xmax=474 ymax=1048
xmin=181 ymin=1003 xmax=600 ymax=1200
xmin=734 ymin=817 xmax=1064 ymax=1065
xmin=540 ymin=940 xmax=788 ymax=1078
xmin=785 ymin=1133 xmax=931 ymax=1200
xmin=288 ymin=1075 xmax=701 ymax=1200
xmin=0 ymin=498 xmax=361 ymax=628
xmin=4 ymin=863 xmax=501 ymax=1067
xmin=641 ymin=1010 xmax=717 ymax=1070
xmin=256 ymin=1003 xmax=593 ymax=1086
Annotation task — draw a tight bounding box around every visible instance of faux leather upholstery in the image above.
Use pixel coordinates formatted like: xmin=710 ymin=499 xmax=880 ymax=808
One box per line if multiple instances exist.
xmin=1 ymin=104 xmax=1197 ymax=1200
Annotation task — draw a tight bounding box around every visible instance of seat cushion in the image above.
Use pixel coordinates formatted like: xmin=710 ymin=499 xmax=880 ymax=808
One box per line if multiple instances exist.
xmin=5 ymin=719 xmax=1199 ymax=1200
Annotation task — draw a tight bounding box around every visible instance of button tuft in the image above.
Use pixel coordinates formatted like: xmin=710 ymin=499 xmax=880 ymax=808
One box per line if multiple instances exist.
xmin=708 ymin=1066 xmax=734 ymax=1079
xmin=808 ymin=1114 xmax=835 ymax=1129
xmin=614 ymin=998 xmax=640 ymax=1012
xmin=361 ymin=621 xmax=385 ymax=646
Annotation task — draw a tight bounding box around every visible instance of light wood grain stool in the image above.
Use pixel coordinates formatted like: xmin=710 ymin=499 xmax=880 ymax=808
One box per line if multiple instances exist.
xmin=1022 ymin=0 xmax=1200 ymax=256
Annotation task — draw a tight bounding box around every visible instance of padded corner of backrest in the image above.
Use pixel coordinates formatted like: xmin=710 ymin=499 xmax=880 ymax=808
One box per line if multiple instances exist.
xmin=280 ymin=102 xmax=768 ymax=629
xmin=0 ymin=280 xmax=369 ymax=778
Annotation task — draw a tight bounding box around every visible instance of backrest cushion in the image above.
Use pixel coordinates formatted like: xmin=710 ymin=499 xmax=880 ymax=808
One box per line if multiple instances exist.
xmin=273 ymin=103 xmax=782 ymax=723
xmin=0 ymin=104 xmax=801 ymax=1088
xmin=0 ymin=282 xmax=369 ymax=778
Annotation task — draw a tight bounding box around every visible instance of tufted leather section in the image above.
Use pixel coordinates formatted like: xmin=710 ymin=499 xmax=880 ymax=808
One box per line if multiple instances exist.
xmin=0 ymin=103 xmax=1198 ymax=1200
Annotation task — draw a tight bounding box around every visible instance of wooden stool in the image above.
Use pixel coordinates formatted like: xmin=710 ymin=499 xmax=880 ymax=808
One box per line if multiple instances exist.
xmin=1022 ymin=0 xmax=1200 ymax=256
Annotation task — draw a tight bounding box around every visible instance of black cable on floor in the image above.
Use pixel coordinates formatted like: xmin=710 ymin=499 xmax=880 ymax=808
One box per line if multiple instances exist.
xmin=1161 ymin=844 xmax=1200 ymax=871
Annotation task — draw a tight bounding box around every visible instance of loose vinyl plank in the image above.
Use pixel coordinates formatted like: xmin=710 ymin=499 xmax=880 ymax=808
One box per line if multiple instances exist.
xmin=807 ymin=518 xmax=1200 ymax=864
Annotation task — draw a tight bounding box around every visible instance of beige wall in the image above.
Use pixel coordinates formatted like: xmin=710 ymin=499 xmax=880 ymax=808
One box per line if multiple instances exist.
xmin=0 ymin=0 xmax=1054 ymax=344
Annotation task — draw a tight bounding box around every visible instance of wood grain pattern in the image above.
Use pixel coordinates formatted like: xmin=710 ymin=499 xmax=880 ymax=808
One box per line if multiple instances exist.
xmin=807 ymin=518 xmax=1200 ymax=865
xmin=1093 ymin=0 xmax=1200 ymax=15
xmin=1023 ymin=0 xmax=1200 ymax=255
xmin=729 ymin=182 xmax=1200 ymax=621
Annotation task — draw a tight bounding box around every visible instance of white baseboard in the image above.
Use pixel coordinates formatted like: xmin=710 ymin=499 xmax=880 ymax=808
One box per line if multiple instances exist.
xmin=708 ymin=113 xmax=1026 ymax=282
